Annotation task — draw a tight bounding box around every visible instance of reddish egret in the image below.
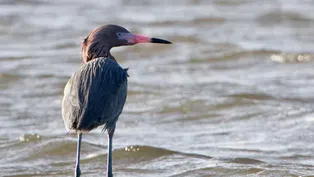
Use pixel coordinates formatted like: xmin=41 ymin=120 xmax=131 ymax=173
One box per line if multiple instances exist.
xmin=62 ymin=24 xmax=171 ymax=177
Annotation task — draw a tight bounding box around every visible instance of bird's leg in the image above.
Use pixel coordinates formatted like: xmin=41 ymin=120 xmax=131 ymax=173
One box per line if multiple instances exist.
xmin=75 ymin=132 xmax=82 ymax=177
xmin=106 ymin=125 xmax=115 ymax=177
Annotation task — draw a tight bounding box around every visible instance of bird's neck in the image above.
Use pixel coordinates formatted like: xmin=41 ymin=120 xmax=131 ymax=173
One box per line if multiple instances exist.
xmin=82 ymin=42 xmax=117 ymax=63
xmin=108 ymin=52 xmax=116 ymax=62
xmin=82 ymin=52 xmax=116 ymax=64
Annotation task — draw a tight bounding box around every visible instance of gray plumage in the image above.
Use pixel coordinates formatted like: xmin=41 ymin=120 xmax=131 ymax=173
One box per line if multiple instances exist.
xmin=62 ymin=57 xmax=128 ymax=133
xmin=61 ymin=24 xmax=171 ymax=177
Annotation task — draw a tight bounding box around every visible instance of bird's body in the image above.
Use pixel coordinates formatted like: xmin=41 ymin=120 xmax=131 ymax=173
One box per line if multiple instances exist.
xmin=61 ymin=24 xmax=171 ymax=177
xmin=62 ymin=57 xmax=128 ymax=133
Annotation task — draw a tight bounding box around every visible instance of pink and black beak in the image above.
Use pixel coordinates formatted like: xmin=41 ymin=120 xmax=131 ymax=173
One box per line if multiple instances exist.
xmin=131 ymin=34 xmax=171 ymax=44
xmin=119 ymin=33 xmax=172 ymax=45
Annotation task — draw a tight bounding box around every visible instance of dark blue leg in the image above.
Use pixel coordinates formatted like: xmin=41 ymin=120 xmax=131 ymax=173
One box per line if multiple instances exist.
xmin=75 ymin=133 xmax=82 ymax=177
xmin=107 ymin=126 xmax=115 ymax=177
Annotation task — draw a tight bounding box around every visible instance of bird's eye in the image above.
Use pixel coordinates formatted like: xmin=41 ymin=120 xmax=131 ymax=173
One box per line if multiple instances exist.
xmin=117 ymin=32 xmax=123 ymax=37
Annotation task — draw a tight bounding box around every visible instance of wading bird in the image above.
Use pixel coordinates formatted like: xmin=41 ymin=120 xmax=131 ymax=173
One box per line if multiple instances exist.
xmin=62 ymin=24 xmax=171 ymax=177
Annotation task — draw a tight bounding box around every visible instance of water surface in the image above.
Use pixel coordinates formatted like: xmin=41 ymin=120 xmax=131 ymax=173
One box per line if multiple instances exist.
xmin=1 ymin=0 xmax=314 ymax=176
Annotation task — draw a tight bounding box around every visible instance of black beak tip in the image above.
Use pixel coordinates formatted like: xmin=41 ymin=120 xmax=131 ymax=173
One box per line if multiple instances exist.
xmin=151 ymin=37 xmax=172 ymax=44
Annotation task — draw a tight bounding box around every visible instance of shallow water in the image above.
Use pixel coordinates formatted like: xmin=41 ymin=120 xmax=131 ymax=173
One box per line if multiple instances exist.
xmin=1 ymin=0 xmax=314 ymax=176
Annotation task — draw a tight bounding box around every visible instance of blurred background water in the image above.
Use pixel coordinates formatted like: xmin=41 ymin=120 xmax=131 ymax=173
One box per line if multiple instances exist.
xmin=1 ymin=0 xmax=314 ymax=176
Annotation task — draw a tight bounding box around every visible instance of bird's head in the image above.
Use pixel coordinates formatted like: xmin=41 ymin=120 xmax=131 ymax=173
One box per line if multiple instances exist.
xmin=81 ymin=24 xmax=172 ymax=63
